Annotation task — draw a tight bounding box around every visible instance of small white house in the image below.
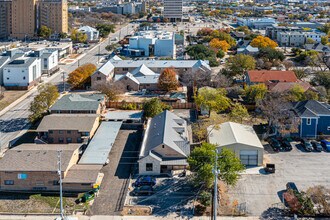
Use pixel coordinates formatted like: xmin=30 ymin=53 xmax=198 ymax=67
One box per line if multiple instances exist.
xmin=3 ymin=57 xmax=41 ymax=89
xmin=35 ymin=49 xmax=59 ymax=75
xmin=78 ymin=26 xmax=100 ymax=41
xmin=208 ymin=122 xmax=264 ymax=166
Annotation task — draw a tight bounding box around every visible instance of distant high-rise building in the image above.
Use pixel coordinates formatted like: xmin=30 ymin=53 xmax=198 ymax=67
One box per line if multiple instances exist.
xmin=0 ymin=0 xmax=12 ymax=39
xmin=39 ymin=0 xmax=68 ymax=34
xmin=11 ymin=0 xmax=37 ymax=39
xmin=163 ymin=0 xmax=182 ymax=22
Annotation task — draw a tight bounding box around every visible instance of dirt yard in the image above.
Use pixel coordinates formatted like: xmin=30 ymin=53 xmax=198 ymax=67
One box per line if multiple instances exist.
xmin=0 ymin=90 xmax=27 ymax=111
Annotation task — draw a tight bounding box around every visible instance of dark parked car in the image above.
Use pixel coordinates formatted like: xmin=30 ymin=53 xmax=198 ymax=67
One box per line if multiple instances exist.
xmin=286 ymin=182 xmax=299 ymax=193
xmin=265 ymin=163 xmax=275 ymax=173
xmin=133 ymin=176 xmax=156 ymax=187
xmin=133 ymin=185 xmax=154 ymax=196
xmin=281 ymin=140 xmax=292 ymax=151
xmin=301 ymin=139 xmax=313 ymax=152
xmin=321 ymin=140 xmax=330 ymax=152
xmin=268 ymin=138 xmax=282 ymax=152
xmin=311 ymin=141 xmax=322 ymax=152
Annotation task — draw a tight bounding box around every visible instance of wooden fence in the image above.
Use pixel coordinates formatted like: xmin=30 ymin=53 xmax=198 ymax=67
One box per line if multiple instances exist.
xmin=106 ymin=101 xmax=196 ymax=109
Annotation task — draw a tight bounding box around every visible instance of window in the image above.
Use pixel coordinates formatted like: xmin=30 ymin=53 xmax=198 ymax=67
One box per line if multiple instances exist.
xmin=66 ymin=137 xmax=72 ymax=143
xmin=23 ymin=76 xmax=26 ymax=80
xmin=97 ymin=77 xmax=101 ymax=81
xmin=58 ymin=137 xmax=64 ymax=143
xmin=18 ymin=173 xmax=28 ymax=179
xmin=77 ymin=137 xmax=82 ymax=142
xmin=328 ymin=126 xmax=330 ymax=131
xmin=307 ymin=118 xmax=311 ymax=125
xmin=49 ymin=130 xmax=53 ymax=134
xmin=59 ymin=130 xmax=63 ymax=134
xmin=53 ymin=180 xmax=59 ymax=185
xmin=123 ymin=68 xmax=129 ymax=71
xmin=4 ymin=180 xmax=14 ymax=185
xmin=67 ymin=130 xmax=71 ymax=134
xmin=146 ymin=163 xmax=153 ymax=171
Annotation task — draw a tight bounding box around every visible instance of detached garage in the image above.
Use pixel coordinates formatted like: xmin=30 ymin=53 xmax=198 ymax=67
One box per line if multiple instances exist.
xmin=207 ymin=122 xmax=264 ymax=167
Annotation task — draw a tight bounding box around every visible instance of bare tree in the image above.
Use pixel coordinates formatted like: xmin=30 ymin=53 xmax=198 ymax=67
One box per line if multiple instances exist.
xmin=282 ymin=60 xmax=295 ymax=70
xmin=180 ymin=69 xmax=212 ymax=89
xmin=93 ymin=81 xmax=125 ymax=101
xmin=257 ymin=92 xmax=299 ymax=136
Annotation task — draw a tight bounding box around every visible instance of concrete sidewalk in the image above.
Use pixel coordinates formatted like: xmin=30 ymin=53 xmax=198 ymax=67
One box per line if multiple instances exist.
xmin=0 ymin=215 xmax=261 ymax=220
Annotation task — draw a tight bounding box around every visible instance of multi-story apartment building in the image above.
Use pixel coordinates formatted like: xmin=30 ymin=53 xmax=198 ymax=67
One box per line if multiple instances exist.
xmin=11 ymin=0 xmax=37 ymax=39
xmin=0 ymin=0 xmax=12 ymax=39
xmin=39 ymin=0 xmax=68 ymax=34
xmin=277 ymin=31 xmax=325 ymax=47
xmin=163 ymin=0 xmax=182 ymax=22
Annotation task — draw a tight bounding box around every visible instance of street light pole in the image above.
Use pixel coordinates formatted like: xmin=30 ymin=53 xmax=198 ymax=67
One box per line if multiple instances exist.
xmin=62 ymin=72 xmax=66 ymax=93
xmin=57 ymin=150 xmax=64 ymax=220
xmin=98 ymin=45 xmax=101 ymax=63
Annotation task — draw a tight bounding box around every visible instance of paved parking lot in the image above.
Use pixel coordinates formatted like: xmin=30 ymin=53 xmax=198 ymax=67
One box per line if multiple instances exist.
xmin=229 ymin=142 xmax=330 ymax=217
xmin=126 ymin=176 xmax=198 ymax=217
xmin=89 ymin=129 xmax=142 ymax=215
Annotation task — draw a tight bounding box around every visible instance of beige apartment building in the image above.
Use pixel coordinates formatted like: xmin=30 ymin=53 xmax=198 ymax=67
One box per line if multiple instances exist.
xmin=0 ymin=0 xmax=12 ymax=39
xmin=39 ymin=0 xmax=68 ymax=34
xmin=11 ymin=0 xmax=37 ymax=39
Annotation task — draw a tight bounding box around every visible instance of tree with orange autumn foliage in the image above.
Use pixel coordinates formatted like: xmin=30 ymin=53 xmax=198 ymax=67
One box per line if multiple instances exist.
xmin=210 ymin=38 xmax=231 ymax=52
xmin=67 ymin=63 xmax=97 ymax=89
xmin=250 ymin=36 xmax=278 ymax=49
xmin=158 ymin=67 xmax=178 ymax=91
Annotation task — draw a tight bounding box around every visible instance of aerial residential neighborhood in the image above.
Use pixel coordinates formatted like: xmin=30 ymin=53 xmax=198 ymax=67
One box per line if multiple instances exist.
xmin=0 ymin=0 xmax=329 ymax=220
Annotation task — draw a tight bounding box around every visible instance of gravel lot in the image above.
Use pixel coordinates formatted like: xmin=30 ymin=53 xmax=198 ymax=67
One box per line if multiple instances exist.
xmin=228 ymin=142 xmax=330 ymax=217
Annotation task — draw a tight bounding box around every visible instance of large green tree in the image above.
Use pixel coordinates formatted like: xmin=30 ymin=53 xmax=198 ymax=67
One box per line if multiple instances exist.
xmin=96 ymin=24 xmax=116 ymax=38
xmin=195 ymin=87 xmax=231 ymax=115
xmin=186 ymin=44 xmax=219 ymax=67
xmin=37 ymin=26 xmax=52 ymax=39
xmin=244 ymin=84 xmax=268 ymax=103
xmin=188 ymin=143 xmax=245 ymax=188
xmin=143 ymin=98 xmax=170 ymax=118
xmin=29 ymin=83 xmax=59 ymax=122
xmin=229 ymin=103 xmax=249 ymax=123
xmin=225 ymin=54 xmax=256 ymax=77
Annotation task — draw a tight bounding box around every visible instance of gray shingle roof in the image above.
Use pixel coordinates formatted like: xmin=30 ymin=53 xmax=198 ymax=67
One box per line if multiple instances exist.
xmin=293 ymin=100 xmax=330 ymax=117
xmin=140 ymin=110 xmax=190 ymax=158
xmin=50 ymin=93 xmax=105 ymax=112
xmin=62 ymin=164 xmax=103 ymax=183
xmin=36 ymin=114 xmax=99 ymax=132
xmin=0 ymin=144 xmax=80 ymax=172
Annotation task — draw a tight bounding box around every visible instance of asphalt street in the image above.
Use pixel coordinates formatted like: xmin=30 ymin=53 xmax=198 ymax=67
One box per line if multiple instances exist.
xmin=0 ymin=23 xmax=138 ymax=152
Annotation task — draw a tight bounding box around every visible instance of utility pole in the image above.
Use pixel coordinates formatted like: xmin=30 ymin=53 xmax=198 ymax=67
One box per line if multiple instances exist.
xmin=62 ymin=72 xmax=66 ymax=93
xmin=98 ymin=45 xmax=101 ymax=63
xmin=57 ymin=150 xmax=64 ymax=220
xmin=213 ymin=150 xmax=219 ymax=220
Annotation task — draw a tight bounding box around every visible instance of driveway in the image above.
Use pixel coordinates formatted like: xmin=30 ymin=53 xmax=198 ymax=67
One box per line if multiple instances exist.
xmin=89 ymin=129 xmax=142 ymax=215
xmin=228 ymin=142 xmax=330 ymax=217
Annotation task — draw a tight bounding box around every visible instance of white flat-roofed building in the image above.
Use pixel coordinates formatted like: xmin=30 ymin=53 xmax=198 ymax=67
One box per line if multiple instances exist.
xmin=128 ymin=30 xmax=175 ymax=58
xmin=3 ymin=57 xmax=41 ymax=89
xmin=163 ymin=0 xmax=182 ymax=22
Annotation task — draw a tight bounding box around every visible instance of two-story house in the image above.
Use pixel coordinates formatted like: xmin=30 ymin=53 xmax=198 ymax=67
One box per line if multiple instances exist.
xmin=35 ymin=114 xmax=100 ymax=144
xmin=138 ymin=110 xmax=190 ymax=175
xmin=292 ymin=100 xmax=330 ymax=138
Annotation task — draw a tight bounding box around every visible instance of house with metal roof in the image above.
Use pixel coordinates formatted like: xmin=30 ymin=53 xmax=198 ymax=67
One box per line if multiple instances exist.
xmin=91 ymin=56 xmax=211 ymax=89
xmin=292 ymin=100 xmax=330 ymax=138
xmin=0 ymin=144 xmax=103 ymax=192
xmin=35 ymin=114 xmax=100 ymax=144
xmin=208 ymin=122 xmax=264 ymax=166
xmin=138 ymin=110 xmax=190 ymax=175
xmin=114 ymin=64 xmax=160 ymax=91
xmin=50 ymin=93 xmax=105 ymax=114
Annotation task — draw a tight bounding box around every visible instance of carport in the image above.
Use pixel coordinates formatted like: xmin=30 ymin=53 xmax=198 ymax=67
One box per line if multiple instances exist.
xmin=79 ymin=121 xmax=122 ymax=165
xmin=207 ymin=122 xmax=264 ymax=166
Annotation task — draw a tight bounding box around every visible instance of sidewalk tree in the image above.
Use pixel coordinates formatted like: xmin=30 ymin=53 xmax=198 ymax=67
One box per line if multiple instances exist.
xmin=94 ymin=81 xmax=125 ymax=101
xmin=158 ymin=67 xmax=179 ymax=92
xmin=96 ymin=24 xmax=116 ymax=38
xmin=188 ymin=143 xmax=245 ymax=189
xmin=225 ymin=54 xmax=256 ymax=77
xmin=37 ymin=26 xmax=52 ymax=39
xmin=195 ymin=87 xmax=231 ymax=116
xmin=29 ymin=83 xmax=59 ymax=123
xmin=67 ymin=63 xmax=97 ymax=89
xmin=71 ymin=29 xmax=88 ymax=43
xmin=250 ymin=36 xmax=278 ymax=49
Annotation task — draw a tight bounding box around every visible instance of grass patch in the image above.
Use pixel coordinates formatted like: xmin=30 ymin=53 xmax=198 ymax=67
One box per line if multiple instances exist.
xmin=30 ymin=194 xmax=60 ymax=208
